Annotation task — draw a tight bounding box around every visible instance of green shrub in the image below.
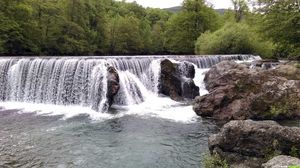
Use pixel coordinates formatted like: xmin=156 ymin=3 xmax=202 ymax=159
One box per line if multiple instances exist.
xmin=202 ymin=154 xmax=229 ymax=168
xmin=264 ymin=95 xmax=300 ymax=119
xmin=288 ymin=166 xmax=300 ymax=168
xmin=264 ymin=139 xmax=282 ymax=161
xmin=195 ymin=22 xmax=274 ymax=58
xmin=290 ymin=146 xmax=299 ymax=158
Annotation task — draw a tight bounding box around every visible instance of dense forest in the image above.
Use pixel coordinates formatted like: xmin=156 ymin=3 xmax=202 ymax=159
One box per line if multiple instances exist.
xmin=0 ymin=0 xmax=299 ymax=59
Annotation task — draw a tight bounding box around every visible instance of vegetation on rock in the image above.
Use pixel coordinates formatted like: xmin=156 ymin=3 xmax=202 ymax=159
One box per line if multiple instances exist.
xmin=202 ymin=154 xmax=229 ymax=168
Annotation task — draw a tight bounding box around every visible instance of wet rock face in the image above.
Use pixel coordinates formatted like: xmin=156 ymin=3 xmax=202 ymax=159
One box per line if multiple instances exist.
xmin=263 ymin=155 xmax=300 ymax=168
xmin=209 ymin=120 xmax=300 ymax=168
xmin=159 ymin=59 xmax=199 ymax=101
xmin=107 ymin=66 xmax=120 ymax=106
xmin=92 ymin=66 xmax=120 ymax=112
xmin=193 ymin=61 xmax=300 ymax=121
xmin=177 ymin=61 xmax=195 ymax=79
xmin=252 ymin=59 xmax=280 ymax=70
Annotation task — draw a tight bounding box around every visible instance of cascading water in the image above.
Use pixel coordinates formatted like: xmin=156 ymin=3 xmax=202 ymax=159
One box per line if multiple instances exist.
xmin=0 ymin=55 xmax=262 ymax=168
xmin=0 ymin=55 xmax=259 ymax=115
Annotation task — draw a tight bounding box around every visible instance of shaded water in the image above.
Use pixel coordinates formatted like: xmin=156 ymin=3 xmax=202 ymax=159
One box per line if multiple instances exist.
xmin=0 ymin=109 xmax=217 ymax=168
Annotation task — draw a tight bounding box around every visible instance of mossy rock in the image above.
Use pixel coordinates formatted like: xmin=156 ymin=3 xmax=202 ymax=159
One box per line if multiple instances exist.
xmin=274 ymin=62 xmax=300 ymax=80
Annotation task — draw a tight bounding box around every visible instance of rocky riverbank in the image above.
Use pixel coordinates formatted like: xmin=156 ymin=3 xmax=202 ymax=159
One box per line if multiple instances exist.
xmin=193 ymin=61 xmax=300 ymax=121
xmin=193 ymin=60 xmax=300 ymax=168
xmin=209 ymin=120 xmax=300 ymax=167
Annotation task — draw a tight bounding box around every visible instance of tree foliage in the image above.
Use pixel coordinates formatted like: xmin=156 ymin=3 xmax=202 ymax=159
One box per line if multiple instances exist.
xmin=0 ymin=0 xmax=172 ymax=55
xmin=164 ymin=0 xmax=221 ymax=54
xmin=195 ymin=23 xmax=274 ymax=57
xmin=256 ymin=0 xmax=300 ymax=58
xmin=231 ymin=0 xmax=249 ymax=22
xmin=0 ymin=0 xmax=298 ymax=58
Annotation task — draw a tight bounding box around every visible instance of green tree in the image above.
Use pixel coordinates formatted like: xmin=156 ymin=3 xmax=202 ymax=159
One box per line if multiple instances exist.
xmin=150 ymin=23 xmax=165 ymax=54
xmin=139 ymin=19 xmax=152 ymax=54
xmin=46 ymin=20 xmax=89 ymax=55
xmin=31 ymin=0 xmax=63 ymax=54
xmin=146 ymin=8 xmax=171 ymax=26
xmin=0 ymin=0 xmax=40 ymax=55
xmin=195 ymin=22 xmax=274 ymax=58
xmin=107 ymin=15 xmax=143 ymax=55
xmin=257 ymin=0 xmax=300 ymax=58
xmin=231 ymin=0 xmax=249 ymax=22
xmin=164 ymin=0 xmax=220 ymax=54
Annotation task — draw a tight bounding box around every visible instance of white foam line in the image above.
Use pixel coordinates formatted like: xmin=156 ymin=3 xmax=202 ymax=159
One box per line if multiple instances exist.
xmin=0 ymin=102 xmax=113 ymax=121
xmin=0 ymin=100 xmax=199 ymax=123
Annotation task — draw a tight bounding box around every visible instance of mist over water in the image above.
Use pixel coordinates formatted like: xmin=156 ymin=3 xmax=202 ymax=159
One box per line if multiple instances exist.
xmin=0 ymin=55 xmax=259 ymax=167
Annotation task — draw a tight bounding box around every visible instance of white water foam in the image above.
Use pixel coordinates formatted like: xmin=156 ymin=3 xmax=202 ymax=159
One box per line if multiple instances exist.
xmin=194 ymin=68 xmax=209 ymax=96
xmin=118 ymin=93 xmax=198 ymax=123
xmin=0 ymin=99 xmax=198 ymax=123
xmin=0 ymin=102 xmax=113 ymax=120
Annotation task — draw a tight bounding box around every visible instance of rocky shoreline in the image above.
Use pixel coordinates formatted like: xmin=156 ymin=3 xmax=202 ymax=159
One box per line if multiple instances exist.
xmin=193 ymin=60 xmax=300 ymax=167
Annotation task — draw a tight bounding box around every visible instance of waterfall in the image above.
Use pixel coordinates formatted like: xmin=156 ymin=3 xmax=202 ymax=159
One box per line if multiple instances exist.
xmin=0 ymin=55 xmax=259 ymax=112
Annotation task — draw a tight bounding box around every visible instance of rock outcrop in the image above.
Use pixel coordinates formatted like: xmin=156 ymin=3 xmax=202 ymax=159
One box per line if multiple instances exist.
xmin=193 ymin=61 xmax=300 ymax=121
xmin=252 ymin=59 xmax=280 ymax=70
xmin=274 ymin=62 xmax=300 ymax=80
xmin=107 ymin=66 xmax=120 ymax=106
xmin=209 ymin=120 xmax=300 ymax=168
xmin=159 ymin=59 xmax=199 ymax=101
xmin=92 ymin=65 xmax=120 ymax=112
xmin=263 ymin=155 xmax=300 ymax=168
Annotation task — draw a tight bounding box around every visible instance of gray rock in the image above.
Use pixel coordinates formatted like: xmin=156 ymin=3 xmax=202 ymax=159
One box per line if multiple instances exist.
xmin=263 ymin=155 xmax=300 ymax=168
xmin=209 ymin=120 xmax=300 ymax=168
xmin=159 ymin=59 xmax=199 ymax=101
xmin=193 ymin=61 xmax=300 ymax=121
xmin=106 ymin=66 xmax=120 ymax=106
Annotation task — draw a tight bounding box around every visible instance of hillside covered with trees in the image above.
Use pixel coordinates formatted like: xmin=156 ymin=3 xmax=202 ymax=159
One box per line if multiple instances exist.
xmin=0 ymin=0 xmax=299 ymax=59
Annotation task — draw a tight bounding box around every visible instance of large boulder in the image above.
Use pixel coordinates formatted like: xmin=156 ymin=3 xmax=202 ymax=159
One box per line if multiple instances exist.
xmin=209 ymin=120 xmax=300 ymax=168
xmin=193 ymin=61 xmax=300 ymax=121
xmin=159 ymin=59 xmax=199 ymax=101
xmin=263 ymin=155 xmax=300 ymax=168
xmin=203 ymin=61 xmax=252 ymax=92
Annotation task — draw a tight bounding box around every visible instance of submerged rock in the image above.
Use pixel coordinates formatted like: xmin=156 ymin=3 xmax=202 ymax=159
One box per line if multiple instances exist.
xmin=193 ymin=61 xmax=300 ymax=121
xmin=263 ymin=155 xmax=300 ymax=168
xmin=209 ymin=120 xmax=300 ymax=168
xmin=159 ymin=59 xmax=199 ymax=101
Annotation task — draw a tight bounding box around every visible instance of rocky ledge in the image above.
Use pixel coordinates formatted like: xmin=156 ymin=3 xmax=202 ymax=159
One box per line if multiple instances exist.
xmin=193 ymin=61 xmax=300 ymax=121
xmin=209 ymin=120 xmax=300 ymax=168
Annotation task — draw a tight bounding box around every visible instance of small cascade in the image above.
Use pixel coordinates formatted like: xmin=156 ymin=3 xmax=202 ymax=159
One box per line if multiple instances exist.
xmin=114 ymin=71 xmax=145 ymax=105
xmin=0 ymin=55 xmax=260 ymax=112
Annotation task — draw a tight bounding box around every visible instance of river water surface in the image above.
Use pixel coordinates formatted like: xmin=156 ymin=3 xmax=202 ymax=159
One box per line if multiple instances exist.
xmin=0 ymin=107 xmax=217 ymax=168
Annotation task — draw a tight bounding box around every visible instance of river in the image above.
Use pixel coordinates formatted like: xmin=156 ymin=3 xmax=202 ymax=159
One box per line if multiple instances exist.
xmin=0 ymin=55 xmax=259 ymax=167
